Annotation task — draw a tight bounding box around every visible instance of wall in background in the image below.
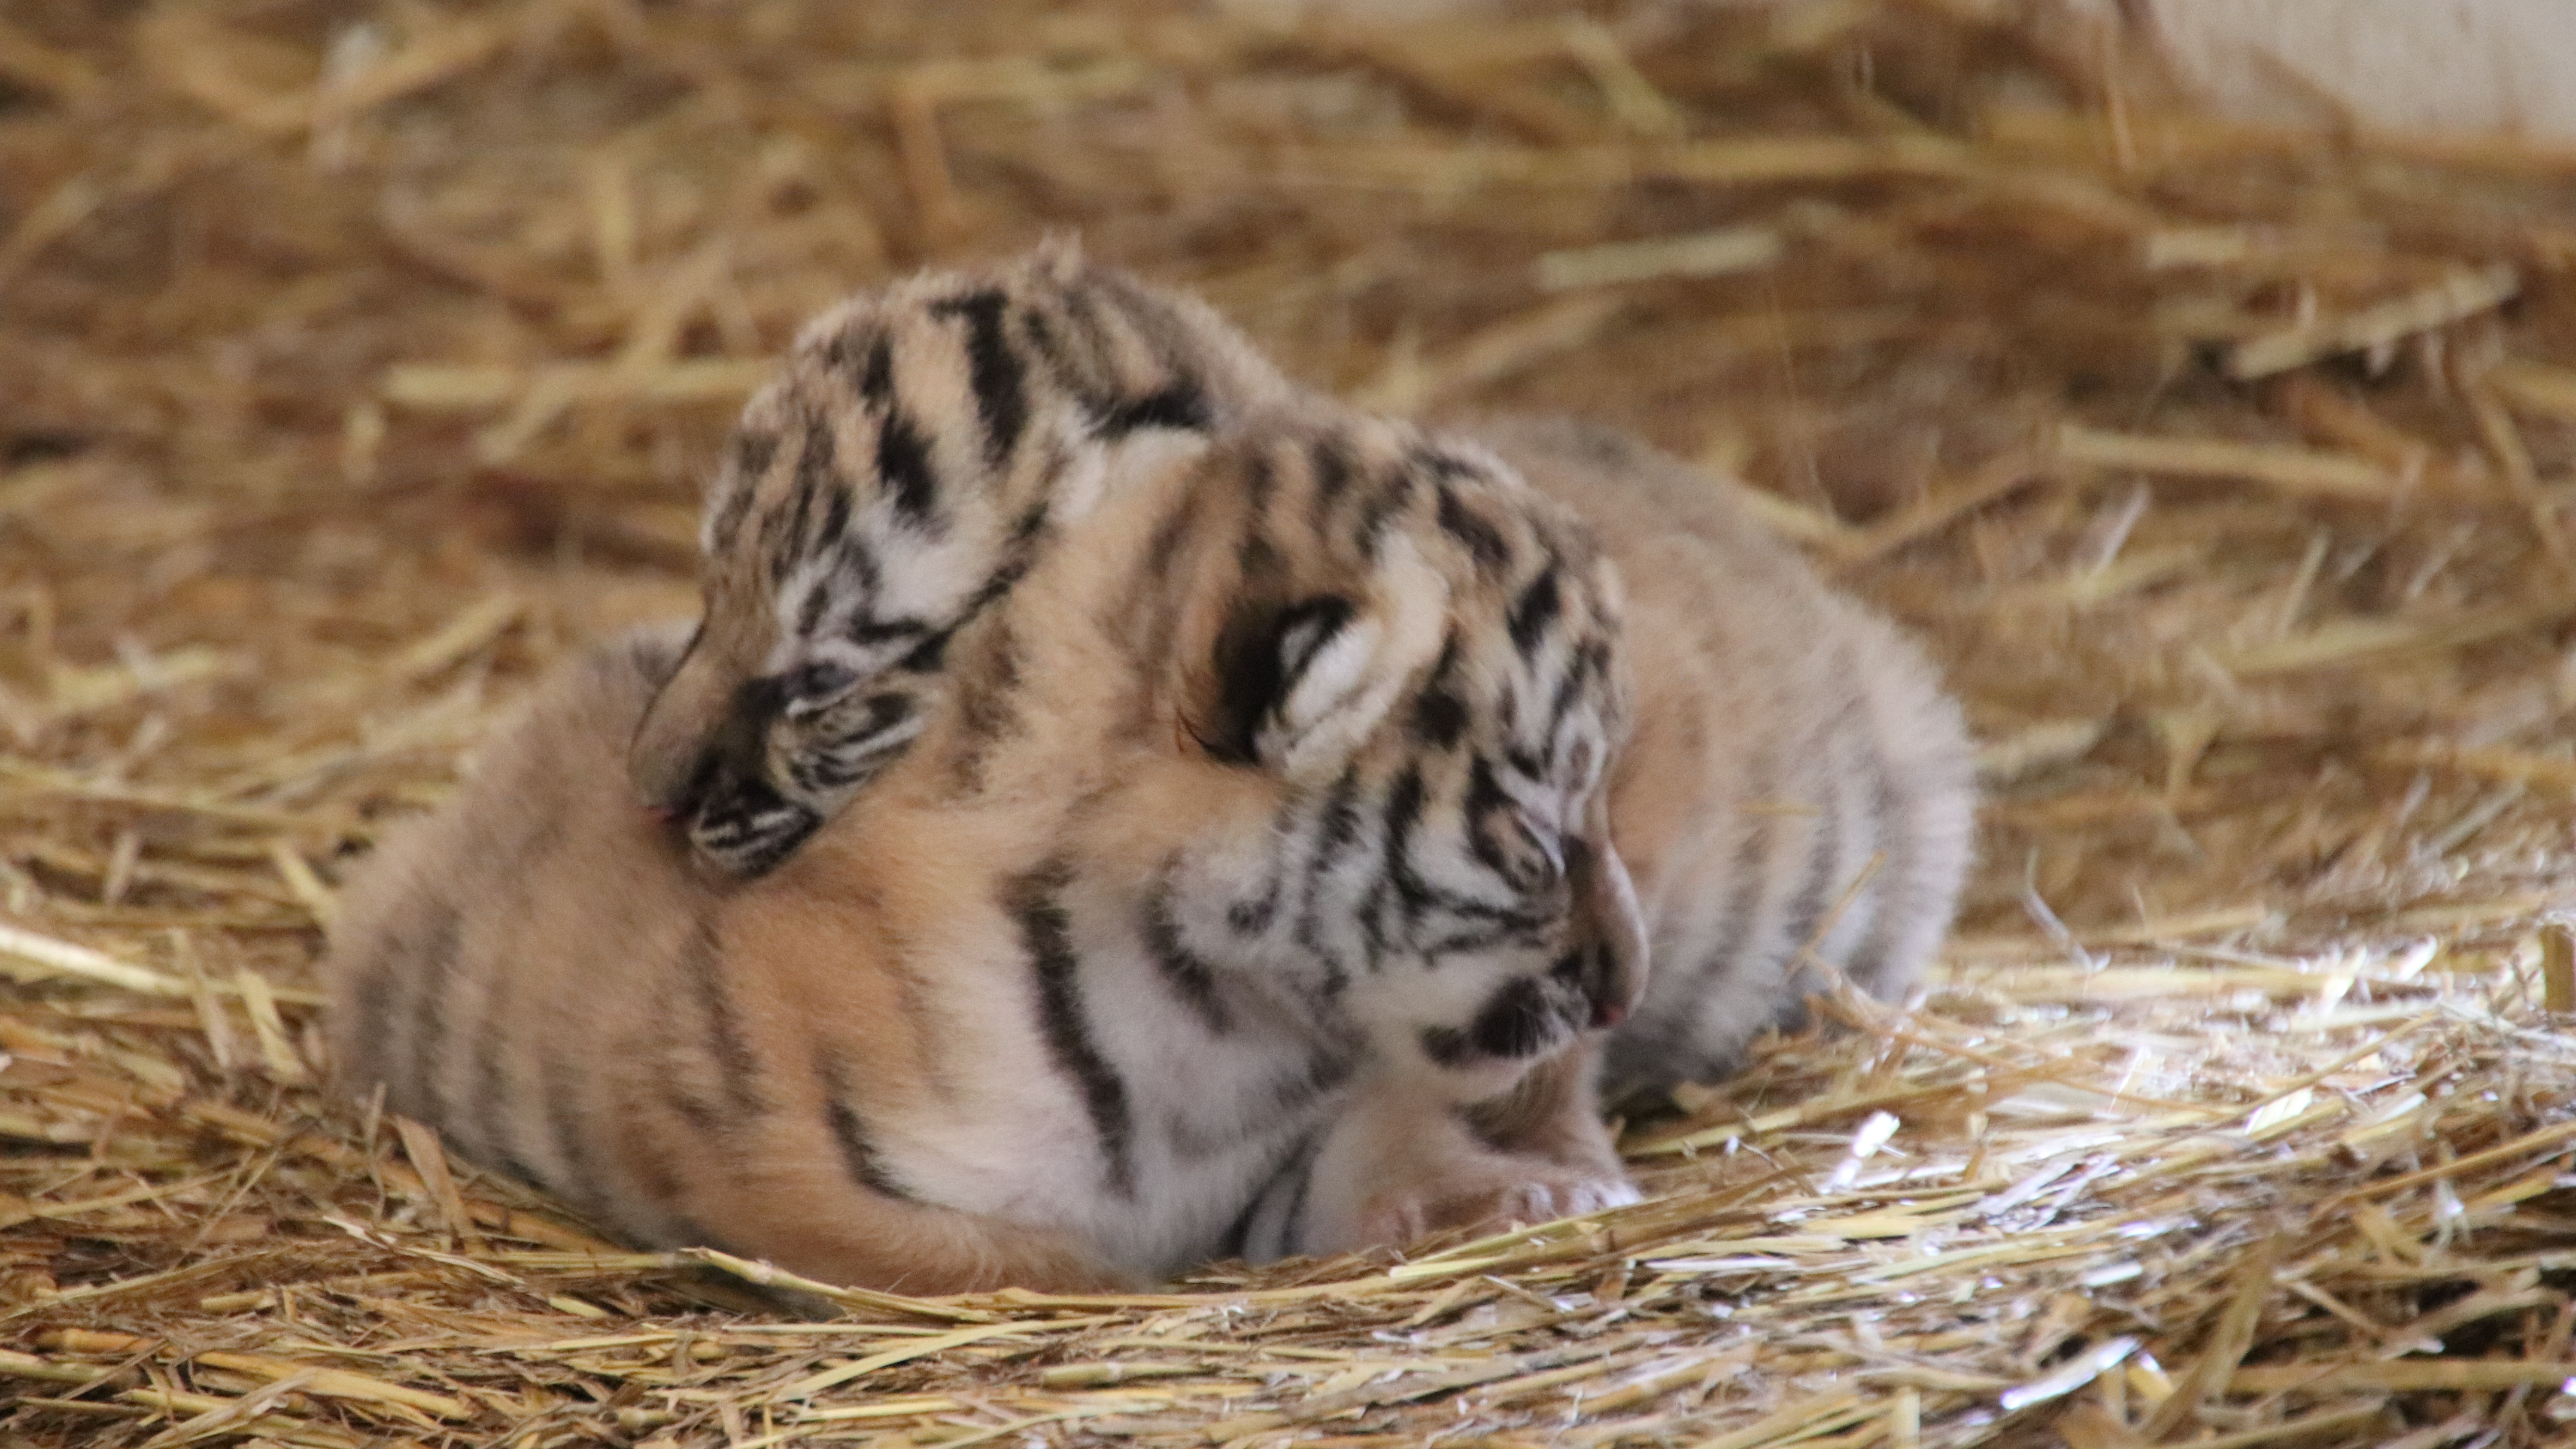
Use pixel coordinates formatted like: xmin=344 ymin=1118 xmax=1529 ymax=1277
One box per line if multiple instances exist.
xmin=2073 ymin=0 xmax=2576 ymax=140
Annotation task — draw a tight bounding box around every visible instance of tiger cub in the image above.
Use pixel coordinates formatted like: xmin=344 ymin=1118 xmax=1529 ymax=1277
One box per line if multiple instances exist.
xmin=629 ymin=239 xmax=1294 ymax=877
xmin=326 ymin=409 xmax=1647 ymax=1291
xmin=635 ymin=256 xmax=1972 ymax=1108
xmin=1470 ymin=419 xmax=1974 ymax=1101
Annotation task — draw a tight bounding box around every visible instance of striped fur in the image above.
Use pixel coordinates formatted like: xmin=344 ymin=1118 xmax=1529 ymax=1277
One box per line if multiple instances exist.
xmin=1472 ymin=419 xmax=1975 ymax=1102
xmin=642 ymin=253 xmax=1971 ymax=1107
xmin=325 ymin=408 xmax=1648 ymax=1291
xmin=629 ymin=240 xmax=1295 ymax=876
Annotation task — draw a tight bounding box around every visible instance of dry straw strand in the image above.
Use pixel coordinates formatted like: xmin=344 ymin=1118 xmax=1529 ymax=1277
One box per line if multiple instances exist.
xmin=6 ymin=1 xmax=2576 ymax=1446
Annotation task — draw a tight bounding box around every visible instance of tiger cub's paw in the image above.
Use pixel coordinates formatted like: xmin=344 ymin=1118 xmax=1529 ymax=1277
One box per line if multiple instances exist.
xmin=1358 ymin=1160 xmax=1639 ymax=1247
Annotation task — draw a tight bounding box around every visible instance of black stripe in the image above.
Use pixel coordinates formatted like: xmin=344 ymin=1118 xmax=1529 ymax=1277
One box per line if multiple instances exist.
xmin=348 ymin=895 xmax=455 ymax=1112
xmin=693 ymin=778 xmax=820 ymax=879
xmin=1235 ymin=532 xmax=1282 ymax=584
xmin=849 ymin=616 xmax=929 ymax=647
xmin=709 ymin=430 xmax=774 ymax=549
xmin=1082 ymin=274 xmax=1213 ymax=437
xmin=1293 ymin=766 xmax=1365 ymax=983
xmin=1276 ymin=1042 xmax=1357 ymax=1116
xmin=1700 ymin=755 xmax=1776 ymax=985
xmin=1009 ymin=864 xmax=1136 ymax=1196
xmin=962 ymin=543 xmax=1039 ymax=617
xmin=684 ymin=919 xmax=764 ymax=1120
xmin=1310 ymin=434 xmax=1354 ymax=503
xmin=732 ymin=427 xmax=780 ymax=483
xmin=1143 ymin=869 xmax=1233 ymax=1034
xmin=1356 ymin=874 xmax=1395 ymax=978
xmin=931 ymin=290 xmax=1030 ymax=468
xmin=1009 ymin=499 xmax=1049 ymax=544
xmin=1435 ymin=483 xmax=1510 ymax=574
xmin=346 ymin=952 xmax=400 ymax=1099
xmin=1352 ymin=466 xmax=1416 ymax=556
xmin=1419 ymin=1023 xmax=1470 ymax=1067
xmin=662 ymin=1081 xmax=722 ymax=1132
xmin=492 ymin=1151 xmax=546 ymax=1191
xmin=785 ymin=416 xmax=832 ymax=565
xmin=818 ymin=1048 xmax=916 ymax=1200
xmin=1217 ymin=1180 xmax=1267 ymax=1261
xmin=815 ymin=479 xmax=853 ymax=556
xmin=465 ymin=971 xmax=517 ymax=1163
xmin=1227 ymin=808 xmax=1289 ymax=938
xmin=1227 ymin=891 xmax=1276 ymax=936
xmin=832 ymin=534 xmax=883 ymax=601
xmin=1380 ymin=764 xmax=1433 ymax=925
xmin=1774 ymin=759 xmax=1845 ymax=977
xmin=668 ymin=1218 xmax=747 ymax=1258
xmin=389 ymin=900 xmax=466 ymax=1123
xmin=946 ymin=625 xmax=1021 ymax=793
xmin=1362 ymin=750 xmax=1548 ymax=939
xmin=1242 ymin=447 xmax=1278 ymax=510
xmin=1463 ymin=756 xmax=1517 ymax=886
xmin=540 ymin=1039 xmax=606 ymax=1212
xmin=1507 ymin=565 xmax=1562 ymax=657
xmin=857 ymin=332 xmax=896 ymax=405
xmin=1018 ymin=307 xmax=1066 ymax=379
xmin=1409 ymin=636 xmax=1467 ymax=748
xmin=1838 ymin=741 xmax=1905 ymax=989
xmin=1416 ymin=447 xmax=1482 ymax=481
xmin=1226 ymin=1126 xmax=1322 ymax=1263
xmin=1544 ymin=656 xmax=1586 ymax=744
xmin=1142 ymin=495 xmax=1196 ymax=583
xmin=896 ymin=627 xmax=951 ymax=674
xmin=876 ymin=409 xmax=939 ymax=529
xmin=1054 ymin=283 xmax=1118 ymax=398
xmin=1098 ymin=379 xmax=1208 ymax=436
xmin=1466 ymin=975 xmax=1557 ymax=1058
xmin=626 ymin=1132 xmax=690 ymax=1223
xmin=1278 ymin=1136 xmax=1318 ymax=1257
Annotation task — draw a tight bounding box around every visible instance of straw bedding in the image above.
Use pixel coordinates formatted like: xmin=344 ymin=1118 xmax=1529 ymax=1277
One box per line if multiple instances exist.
xmin=5 ymin=1 xmax=2576 ymax=1444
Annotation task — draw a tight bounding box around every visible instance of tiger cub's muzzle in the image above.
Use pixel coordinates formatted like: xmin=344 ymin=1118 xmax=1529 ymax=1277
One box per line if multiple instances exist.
xmin=629 ymin=643 xmax=821 ymax=877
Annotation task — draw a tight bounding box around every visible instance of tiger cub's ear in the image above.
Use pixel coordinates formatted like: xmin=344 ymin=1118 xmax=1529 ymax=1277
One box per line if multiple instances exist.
xmin=1193 ymin=534 xmax=1450 ymax=783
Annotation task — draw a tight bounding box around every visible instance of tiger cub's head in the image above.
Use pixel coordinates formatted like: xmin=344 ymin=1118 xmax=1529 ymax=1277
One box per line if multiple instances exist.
xmin=1108 ymin=410 xmax=1648 ymax=1098
xmin=629 ymin=240 xmax=1291 ymax=876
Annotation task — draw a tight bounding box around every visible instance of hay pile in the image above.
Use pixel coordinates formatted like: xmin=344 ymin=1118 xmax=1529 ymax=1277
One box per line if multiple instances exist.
xmin=6 ymin=1 xmax=2576 ymax=1444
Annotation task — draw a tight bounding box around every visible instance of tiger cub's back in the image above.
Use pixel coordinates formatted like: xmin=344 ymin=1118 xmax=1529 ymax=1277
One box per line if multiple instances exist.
xmin=325 ymin=627 xmax=726 ymax=1248
xmin=1479 ymin=419 xmax=1975 ymax=1100
xmin=321 ymin=404 xmax=1659 ymax=1293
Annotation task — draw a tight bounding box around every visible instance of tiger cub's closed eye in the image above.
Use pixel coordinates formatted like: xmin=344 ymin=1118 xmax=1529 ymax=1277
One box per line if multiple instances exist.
xmin=779 ymin=661 xmax=859 ymax=717
xmin=1510 ymin=811 xmax=1565 ymax=887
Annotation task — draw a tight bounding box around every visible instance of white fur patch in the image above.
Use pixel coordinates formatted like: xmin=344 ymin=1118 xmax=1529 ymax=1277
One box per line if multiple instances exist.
xmin=1268 ymin=533 xmax=1451 ymax=781
xmin=1063 ymin=427 xmax=1211 ymax=526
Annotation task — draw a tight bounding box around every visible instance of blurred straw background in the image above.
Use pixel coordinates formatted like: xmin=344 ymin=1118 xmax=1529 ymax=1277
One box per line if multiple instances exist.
xmin=6 ymin=1 xmax=2576 ymax=1445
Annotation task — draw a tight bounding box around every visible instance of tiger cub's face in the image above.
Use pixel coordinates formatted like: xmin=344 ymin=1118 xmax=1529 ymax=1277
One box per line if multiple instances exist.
xmin=1122 ymin=413 xmax=1649 ymax=1097
xmin=629 ymin=243 xmax=1289 ymax=875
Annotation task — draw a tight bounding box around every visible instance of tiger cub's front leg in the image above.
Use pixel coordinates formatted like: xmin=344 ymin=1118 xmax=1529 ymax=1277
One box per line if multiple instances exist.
xmin=1287 ymin=1047 xmax=1637 ymax=1255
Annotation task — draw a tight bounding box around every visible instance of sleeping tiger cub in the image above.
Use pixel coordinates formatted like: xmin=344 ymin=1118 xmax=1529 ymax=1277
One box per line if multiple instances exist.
xmin=639 ymin=265 xmax=1977 ymax=1105
xmin=327 ymin=409 xmax=1648 ymax=1291
xmin=629 ymin=238 xmax=1294 ymax=876
xmin=1471 ymin=418 xmax=1973 ymax=1100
